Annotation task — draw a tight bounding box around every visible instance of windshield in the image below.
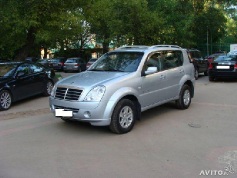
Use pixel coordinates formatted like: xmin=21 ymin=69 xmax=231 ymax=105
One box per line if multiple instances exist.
xmin=215 ymin=55 xmax=237 ymax=62
xmin=89 ymin=52 xmax=143 ymax=72
xmin=0 ymin=64 xmax=17 ymax=77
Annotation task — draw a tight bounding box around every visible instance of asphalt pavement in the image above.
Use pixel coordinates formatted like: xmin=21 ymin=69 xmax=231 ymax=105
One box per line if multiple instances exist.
xmin=0 ymin=73 xmax=237 ymax=178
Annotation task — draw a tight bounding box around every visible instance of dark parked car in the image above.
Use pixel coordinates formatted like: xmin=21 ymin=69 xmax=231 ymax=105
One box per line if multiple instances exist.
xmin=86 ymin=58 xmax=98 ymax=69
xmin=25 ymin=57 xmax=39 ymax=62
xmin=37 ymin=59 xmax=51 ymax=67
xmin=49 ymin=57 xmax=67 ymax=71
xmin=187 ymin=49 xmax=208 ymax=79
xmin=208 ymin=54 xmax=237 ymax=81
xmin=0 ymin=62 xmax=57 ymax=110
xmin=63 ymin=57 xmax=86 ymax=73
xmin=206 ymin=52 xmax=226 ymax=63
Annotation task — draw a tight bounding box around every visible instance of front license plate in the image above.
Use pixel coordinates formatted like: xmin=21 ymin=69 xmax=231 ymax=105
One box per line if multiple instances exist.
xmin=55 ymin=109 xmax=73 ymax=117
xmin=216 ymin=66 xmax=230 ymax=69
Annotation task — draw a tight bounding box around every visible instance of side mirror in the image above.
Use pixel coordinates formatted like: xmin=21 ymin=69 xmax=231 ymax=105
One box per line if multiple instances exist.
xmin=16 ymin=71 xmax=25 ymax=78
xmin=145 ymin=67 xmax=157 ymax=75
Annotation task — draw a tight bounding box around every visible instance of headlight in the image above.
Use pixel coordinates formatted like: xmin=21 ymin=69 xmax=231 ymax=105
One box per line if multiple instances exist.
xmin=51 ymin=85 xmax=57 ymax=97
xmin=84 ymin=86 xmax=106 ymax=102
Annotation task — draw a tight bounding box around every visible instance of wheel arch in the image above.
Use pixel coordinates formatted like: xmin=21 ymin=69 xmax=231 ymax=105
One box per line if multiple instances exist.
xmin=183 ymin=80 xmax=194 ymax=98
xmin=104 ymin=88 xmax=141 ymax=122
xmin=0 ymin=87 xmax=15 ymax=102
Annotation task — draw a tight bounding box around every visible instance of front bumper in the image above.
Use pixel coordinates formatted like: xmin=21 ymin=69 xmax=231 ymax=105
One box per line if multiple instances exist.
xmin=49 ymin=96 xmax=113 ymax=126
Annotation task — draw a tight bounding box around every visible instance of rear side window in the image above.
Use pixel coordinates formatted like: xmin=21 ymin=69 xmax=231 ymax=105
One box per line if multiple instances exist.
xmin=145 ymin=50 xmax=183 ymax=72
xmin=158 ymin=50 xmax=183 ymax=70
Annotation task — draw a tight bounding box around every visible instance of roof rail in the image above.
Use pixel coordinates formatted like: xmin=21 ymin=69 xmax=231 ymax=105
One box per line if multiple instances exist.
xmin=149 ymin=45 xmax=182 ymax=49
xmin=117 ymin=45 xmax=149 ymax=49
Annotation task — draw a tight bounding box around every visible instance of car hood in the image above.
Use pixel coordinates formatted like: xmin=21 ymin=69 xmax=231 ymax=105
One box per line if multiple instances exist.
xmin=57 ymin=71 xmax=129 ymax=88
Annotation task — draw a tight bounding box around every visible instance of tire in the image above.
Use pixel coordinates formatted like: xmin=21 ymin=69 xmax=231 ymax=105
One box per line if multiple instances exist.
xmin=204 ymin=70 xmax=208 ymax=76
xmin=78 ymin=67 xmax=81 ymax=73
xmin=176 ymin=85 xmax=191 ymax=110
xmin=109 ymin=99 xmax=137 ymax=134
xmin=43 ymin=80 xmax=54 ymax=96
xmin=0 ymin=90 xmax=12 ymax=110
xmin=209 ymin=76 xmax=214 ymax=81
xmin=194 ymin=68 xmax=199 ymax=80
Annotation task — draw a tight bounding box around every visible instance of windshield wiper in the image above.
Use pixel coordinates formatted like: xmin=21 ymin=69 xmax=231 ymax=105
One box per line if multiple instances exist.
xmin=104 ymin=69 xmax=124 ymax=72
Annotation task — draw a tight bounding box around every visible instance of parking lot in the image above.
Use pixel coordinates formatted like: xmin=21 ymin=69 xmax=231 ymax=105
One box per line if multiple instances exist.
xmin=0 ymin=73 xmax=237 ymax=178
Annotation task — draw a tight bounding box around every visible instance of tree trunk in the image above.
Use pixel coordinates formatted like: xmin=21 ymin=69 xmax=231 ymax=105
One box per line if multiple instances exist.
xmin=14 ymin=27 xmax=37 ymax=61
xmin=43 ymin=47 xmax=47 ymax=59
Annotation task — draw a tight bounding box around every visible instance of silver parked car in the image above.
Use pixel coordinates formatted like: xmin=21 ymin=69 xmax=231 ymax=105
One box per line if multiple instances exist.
xmin=63 ymin=57 xmax=86 ymax=73
xmin=50 ymin=45 xmax=195 ymax=134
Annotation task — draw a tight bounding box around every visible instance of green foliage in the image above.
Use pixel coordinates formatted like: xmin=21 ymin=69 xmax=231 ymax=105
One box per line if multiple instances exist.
xmin=0 ymin=0 xmax=236 ymax=59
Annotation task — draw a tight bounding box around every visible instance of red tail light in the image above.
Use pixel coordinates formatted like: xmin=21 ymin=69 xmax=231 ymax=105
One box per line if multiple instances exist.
xmin=60 ymin=62 xmax=64 ymax=66
xmin=208 ymin=63 xmax=213 ymax=69
xmin=75 ymin=64 xmax=80 ymax=66
xmin=234 ymin=64 xmax=237 ymax=69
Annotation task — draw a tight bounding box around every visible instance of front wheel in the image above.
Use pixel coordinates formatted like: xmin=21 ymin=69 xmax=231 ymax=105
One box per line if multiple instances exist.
xmin=109 ymin=99 xmax=137 ymax=134
xmin=176 ymin=85 xmax=191 ymax=110
xmin=43 ymin=80 xmax=54 ymax=96
xmin=0 ymin=90 xmax=12 ymax=110
xmin=194 ymin=68 xmax=199 ymax=80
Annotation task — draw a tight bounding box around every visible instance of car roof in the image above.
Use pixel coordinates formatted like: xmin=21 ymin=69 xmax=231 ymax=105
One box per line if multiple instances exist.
xmin=114 ymin=45 xmax=183 ymax=53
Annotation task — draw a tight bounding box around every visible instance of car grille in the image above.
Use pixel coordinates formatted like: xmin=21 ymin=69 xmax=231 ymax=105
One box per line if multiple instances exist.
xmin=55 ymin=87 xmax=83 ymax=101
xmin=54 ymin=105 xmax=79 ymax=114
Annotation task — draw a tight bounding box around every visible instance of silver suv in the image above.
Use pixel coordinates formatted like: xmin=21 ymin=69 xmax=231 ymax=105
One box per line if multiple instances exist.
xmin=49 ymin=45 xmax=195 ymax=134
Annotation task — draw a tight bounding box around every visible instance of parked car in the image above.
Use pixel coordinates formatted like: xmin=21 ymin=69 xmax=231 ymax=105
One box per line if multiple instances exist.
xmin=49 ymin=45 xmax=195 ymax=134
xmin=0 ymin=62 xmax=57 ymax=110
xmin=187 ymin=49 xmax=208 ymax=79
xmin=63 ymin=57 xmax=86 ymax=72
xmin=208 ymin=54 xmax=237 ymax=81
xmin=49 ymin=57 xmax=67 ymax=71
xmin=206 ymin=52 xmax=226 ymax=63
xmin=37 ymin=59 xmax=51 ymax=67
xmin=86 ymin=58 xmax=98 ymax=69
xmin=25 ymin=57 xmax=39 ymax=62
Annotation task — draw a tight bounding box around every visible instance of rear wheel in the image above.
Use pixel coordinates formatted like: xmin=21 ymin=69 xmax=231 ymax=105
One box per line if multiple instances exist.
xmin=176 ymin=85 xmax=191 ymax=110
xmin=109 ymin=99 xmax=137 ymax=134
xmin=0 ymin=90 xmax=12 ymax=110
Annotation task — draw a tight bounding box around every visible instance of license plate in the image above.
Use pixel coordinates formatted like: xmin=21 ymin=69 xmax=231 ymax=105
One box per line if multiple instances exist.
xmin=216 ymin=66 xmax=230 ymax=69
xmin=55 ymin=109 xmax=73 ymax=117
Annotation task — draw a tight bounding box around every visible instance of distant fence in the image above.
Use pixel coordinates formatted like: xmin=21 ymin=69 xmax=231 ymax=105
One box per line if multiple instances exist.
xmin=196 ymin=43 xmax=230 ymax=57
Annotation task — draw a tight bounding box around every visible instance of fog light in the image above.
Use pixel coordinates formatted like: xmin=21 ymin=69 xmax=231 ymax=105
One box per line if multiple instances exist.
xmin=84 ymin=111 xmax=91 ymax=119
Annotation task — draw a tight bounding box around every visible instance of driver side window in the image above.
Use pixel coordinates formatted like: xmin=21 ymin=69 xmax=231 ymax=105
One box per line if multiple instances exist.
xmin=16 ymin=64 xmax=30 ymax=76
